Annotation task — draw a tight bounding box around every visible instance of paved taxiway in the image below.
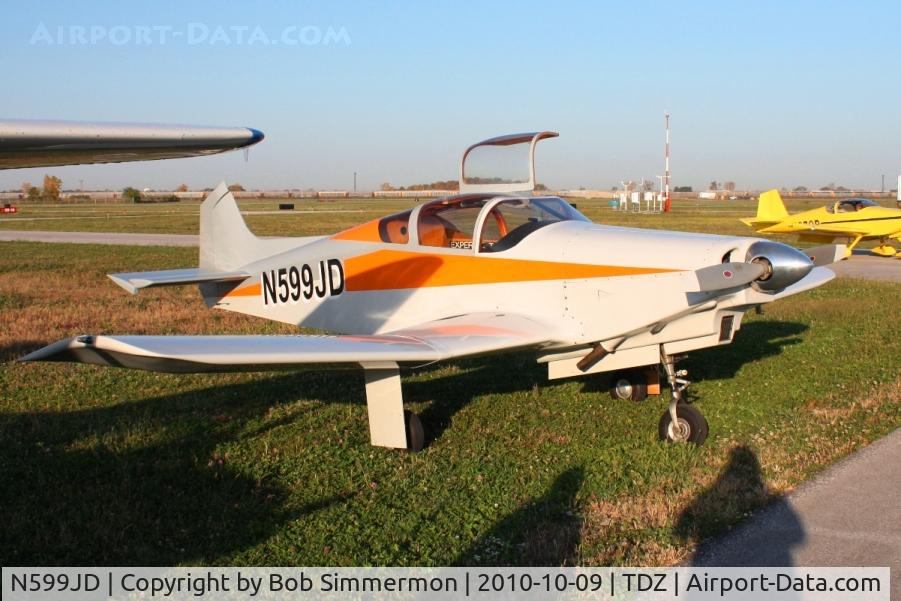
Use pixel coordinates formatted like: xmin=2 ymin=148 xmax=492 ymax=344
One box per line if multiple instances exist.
xmin=0 ymin=230 xmax=197 ymax=246
xmin=827 ymin=252 xmax=901 ymax=282
xmin=690 ymin=428 xmax=900 ymax=597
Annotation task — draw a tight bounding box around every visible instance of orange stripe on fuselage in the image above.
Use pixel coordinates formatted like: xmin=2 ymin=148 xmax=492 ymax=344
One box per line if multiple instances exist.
xmin=344 ymin=249 xmax=678 ymax=292
xmin=224 ymin=282 xmax=261 ymax=298
xmin=331 ymin=219 xmax=382 ymax=242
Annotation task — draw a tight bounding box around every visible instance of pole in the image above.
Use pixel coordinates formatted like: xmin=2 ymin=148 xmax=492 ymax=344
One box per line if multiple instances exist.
xmin=353 ymin=172 xmax=357 ymax=194
xmin=655 ymin=175 xmax=664 ymax=212
xmin=663 ymin=112 xmax=672 ymax=213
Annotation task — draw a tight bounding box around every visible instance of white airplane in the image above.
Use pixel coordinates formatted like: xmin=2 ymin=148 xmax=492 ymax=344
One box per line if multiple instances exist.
xmin=19 ymin=131 xmax=845 ymax=451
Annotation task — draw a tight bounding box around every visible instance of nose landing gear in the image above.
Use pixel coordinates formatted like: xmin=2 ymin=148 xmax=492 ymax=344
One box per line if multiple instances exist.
xmin=658 ymin=349 xmax=708 ymax=445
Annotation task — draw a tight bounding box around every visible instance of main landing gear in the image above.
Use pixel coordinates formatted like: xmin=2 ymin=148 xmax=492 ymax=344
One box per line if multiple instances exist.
xmin=871 ymin=237 xmax=897 ymax=257
xmin=657 ymin=349 xmax=708 ymax=445
xmin=609 ymin=369 xmax=649 ymax=402
xmin=404 ymin=410 xmax=425 ymax=453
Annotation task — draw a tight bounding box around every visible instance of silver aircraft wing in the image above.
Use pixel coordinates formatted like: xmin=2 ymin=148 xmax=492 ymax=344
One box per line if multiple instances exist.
xmin=0 ymin=119 xmax=264 ymax=169
xmin=20 ymin=313 xmax=555 ymax=373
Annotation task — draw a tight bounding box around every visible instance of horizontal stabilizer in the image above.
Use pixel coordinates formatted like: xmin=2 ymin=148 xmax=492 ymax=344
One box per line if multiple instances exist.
xmin=739 ymin=217 xmax=783 ymax=228
xmin=20 ymin=313 xmax=553 ymax=373
xmin=108 ymin=268 xmax=250 ymax=294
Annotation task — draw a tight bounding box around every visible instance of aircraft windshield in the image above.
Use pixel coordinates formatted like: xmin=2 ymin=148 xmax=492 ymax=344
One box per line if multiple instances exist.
xmin=417 ymin=197 xmax=489 ymax=249
xmin=479 ymin=197 xmax=588 ymax=252
xmin=828 ymin=198 xmax=880 ymax=213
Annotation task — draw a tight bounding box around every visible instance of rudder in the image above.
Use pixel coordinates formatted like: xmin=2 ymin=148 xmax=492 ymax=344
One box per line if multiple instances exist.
xmin=755 ymin=189 xmax=788 ymax=221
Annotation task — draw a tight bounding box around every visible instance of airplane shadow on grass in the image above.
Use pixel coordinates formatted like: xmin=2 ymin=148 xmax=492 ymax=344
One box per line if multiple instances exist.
xmin=0 ymin=354 xmax=568 ymax=566
xmin=685 ymin=320 xmax=808 ymax=383
xmin=0 ymin=372 xmax=359 ymax=566
xmin=0 ymin=318 xmax=808 ymax=564
xmin=0 ymin=339 xmax=51 ymax=363
xmin=575 ymin=320 xmax=808 ymax=394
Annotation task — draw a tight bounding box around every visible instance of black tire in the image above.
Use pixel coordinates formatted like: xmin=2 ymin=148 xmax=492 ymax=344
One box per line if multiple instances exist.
xmin=658 ymin=404 xmax=708 ymax=445
xmin=609 ymin=369 xmax=648 ymax=402
xmin=404 ymin=410 xmax=425 ymax=452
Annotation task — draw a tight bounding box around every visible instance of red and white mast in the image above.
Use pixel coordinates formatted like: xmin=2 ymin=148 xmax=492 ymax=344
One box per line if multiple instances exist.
xmin=663 ymin=111 xmax=672 ymax=213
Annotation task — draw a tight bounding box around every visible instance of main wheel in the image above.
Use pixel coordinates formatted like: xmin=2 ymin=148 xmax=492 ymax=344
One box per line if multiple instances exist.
xmin=658 ymin=404 xmax=708 ymax=445
xmin=404 ymin=410 xmax=425 ymax=452
xmin=609 ymin=369 xmax=648 ymax=402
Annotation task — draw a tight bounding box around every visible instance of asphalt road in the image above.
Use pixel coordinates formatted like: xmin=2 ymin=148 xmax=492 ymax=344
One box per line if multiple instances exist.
xmin=827 ymin=252 xmax=901 ymax=282
xmin=0 ymin=230 xmax=198 ymax=246
xmin=689 ymin=428 xmax=900 ymax=597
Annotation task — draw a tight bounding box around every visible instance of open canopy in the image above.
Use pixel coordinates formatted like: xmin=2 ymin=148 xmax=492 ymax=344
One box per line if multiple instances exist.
xmin=459 ymin=131 xmax=558 ymax=194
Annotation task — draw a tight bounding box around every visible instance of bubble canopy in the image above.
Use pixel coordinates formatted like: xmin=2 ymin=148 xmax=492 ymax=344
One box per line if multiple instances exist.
xmin=459 ymin=131 xmax=558 ymax=194
xmin=376 ymin=192 xmax=588 ymax=253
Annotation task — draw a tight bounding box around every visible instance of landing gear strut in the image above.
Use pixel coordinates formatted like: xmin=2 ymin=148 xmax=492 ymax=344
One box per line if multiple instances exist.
xmin=658 ymin=349 xmax=708 ymax=445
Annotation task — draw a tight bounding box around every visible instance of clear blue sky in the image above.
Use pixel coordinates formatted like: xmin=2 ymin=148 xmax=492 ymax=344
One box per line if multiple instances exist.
xmin=2 ymin=0 xmax=900 ymax=192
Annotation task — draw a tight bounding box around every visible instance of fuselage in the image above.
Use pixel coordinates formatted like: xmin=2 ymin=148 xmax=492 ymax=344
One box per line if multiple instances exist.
xmin=209 ymin=195 xmax=807 ymax=353
xmin=762 ymin=205 xmax=901 ymax=239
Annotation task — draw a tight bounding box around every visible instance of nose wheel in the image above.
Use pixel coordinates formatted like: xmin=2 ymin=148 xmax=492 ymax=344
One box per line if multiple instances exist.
xmin=658 ymin=403 xmax=708 ymax=444
xmin=658 ymin=349 xmax=708 ymax=445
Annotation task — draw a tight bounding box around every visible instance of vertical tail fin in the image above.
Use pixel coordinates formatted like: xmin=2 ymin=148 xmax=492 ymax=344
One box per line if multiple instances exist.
xmin=198 ymin=182 xmax=323 ymax=273
xmin=199 ymin=182 xmax=261 ymax=271
xmin=740 ymin=188 xmax=789 ymax=228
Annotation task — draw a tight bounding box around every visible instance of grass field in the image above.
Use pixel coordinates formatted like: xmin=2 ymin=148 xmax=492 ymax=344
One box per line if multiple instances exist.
xmin=0 ymin=198 xmax=899 ymax=566
xmin=1 ymin=195 xmax=895 ymax=249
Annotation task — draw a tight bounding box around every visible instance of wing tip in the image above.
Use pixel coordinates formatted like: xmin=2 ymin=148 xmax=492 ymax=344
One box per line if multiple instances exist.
xmin=108 ymin=273 xmax=139 ymax=294
xmin=245 ymin=127 xmax=265 ymax=145
xmin=18 ymin=337 xmax=84 ymax=363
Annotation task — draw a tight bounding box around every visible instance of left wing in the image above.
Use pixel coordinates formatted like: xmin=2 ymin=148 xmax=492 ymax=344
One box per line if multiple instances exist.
xmin=20 ymin=313 xmax=555 ymax=373
xmin=0 ymin=119 xmax=263 ymax=169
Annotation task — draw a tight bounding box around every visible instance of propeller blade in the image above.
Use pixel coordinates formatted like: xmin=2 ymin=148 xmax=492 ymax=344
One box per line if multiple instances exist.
xmin=802 ymin=244 xmax=847 ymax=266
xmin=695 ymin=262 xmax=765 ymax=292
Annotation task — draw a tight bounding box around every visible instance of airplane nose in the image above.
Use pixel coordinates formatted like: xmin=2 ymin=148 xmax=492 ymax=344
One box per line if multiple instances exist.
xmin=745 ymin=240 xmax=814 ymax=292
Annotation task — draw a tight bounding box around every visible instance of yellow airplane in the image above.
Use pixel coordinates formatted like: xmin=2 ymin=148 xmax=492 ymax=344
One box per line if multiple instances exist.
xmin=742 ymin=189 xmax=901 ymax=257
